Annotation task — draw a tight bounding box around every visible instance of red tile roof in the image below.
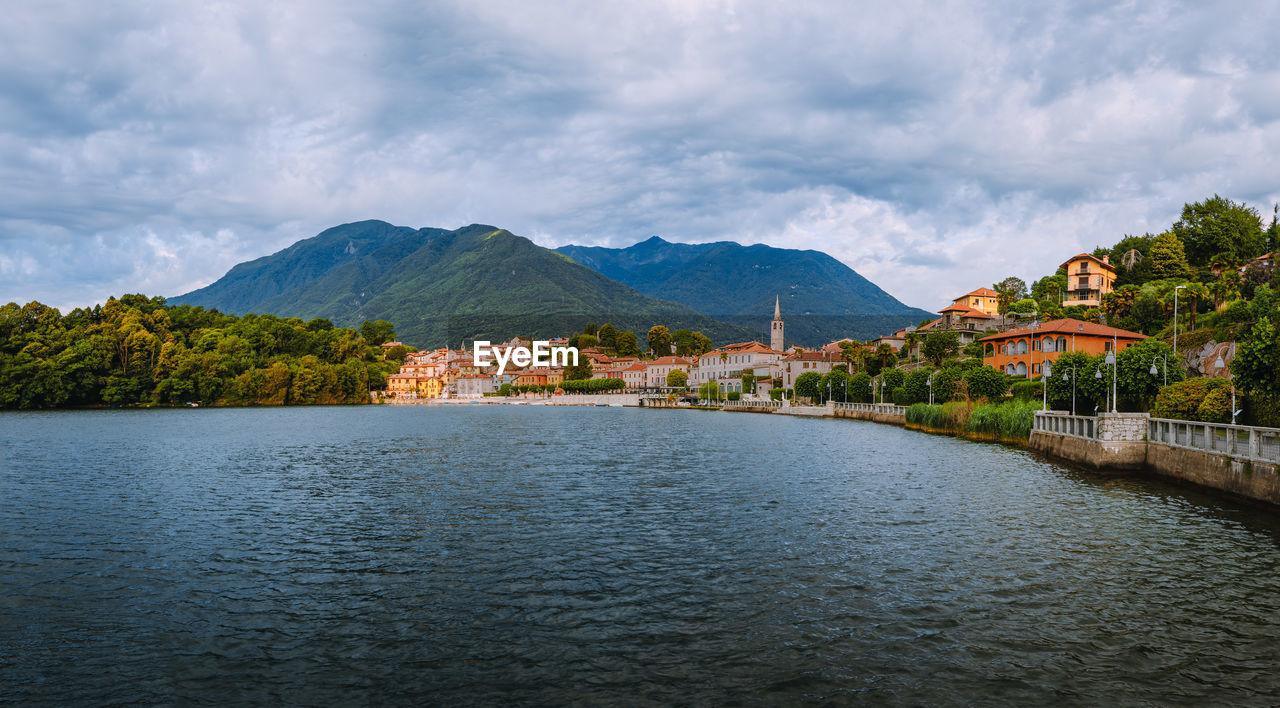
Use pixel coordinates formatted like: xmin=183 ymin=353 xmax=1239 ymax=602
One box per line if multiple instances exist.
xmin=957 ymin=287 xmax=999 ymax=298
xmin=1061 ymin=253 xmax=1116 ymax=272
xmin=648 ymin=356 xmax=693 ymax=365
xmin=979 ymin=318 xmax=1145 ymax=341
xmin=938 ymin=303 xmax=995 ymax=317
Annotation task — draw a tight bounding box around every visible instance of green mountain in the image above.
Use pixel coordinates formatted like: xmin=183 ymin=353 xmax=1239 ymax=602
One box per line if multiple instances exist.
xmin=556 ymin=236 xmax=935 ymax=343
xmin=171 ymin=221 xmax=756 ymax=348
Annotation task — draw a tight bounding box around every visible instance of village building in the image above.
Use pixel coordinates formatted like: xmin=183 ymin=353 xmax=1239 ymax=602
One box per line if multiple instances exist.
xmin=691 ymin=341 xmax=784 ymax=395
xmin=951 ymin=288 xmax=1001 ymax=316
xmin=621 ymin=362 xmax=648 ymax=390
xmin=775 ymin=349 xmax=844 ymax=390
xmin=455 ymin=374 xmax=495 ymax=397
xmin=979 ymin=318 xmax=1146 ymax=378
xmin=646 ymin=356 xmax=693 ymax=388
xmin=1062 ymin=253 xmax=1117 ymax=308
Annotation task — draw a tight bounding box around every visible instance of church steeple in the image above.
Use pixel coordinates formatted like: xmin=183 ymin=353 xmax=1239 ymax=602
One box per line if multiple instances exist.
xmin=770 ymin=295 xmax=784 ymax=352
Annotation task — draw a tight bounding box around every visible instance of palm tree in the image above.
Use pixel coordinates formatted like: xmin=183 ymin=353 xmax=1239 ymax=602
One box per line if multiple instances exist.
xmin=875 ymin=342 xmax=895 ymax=370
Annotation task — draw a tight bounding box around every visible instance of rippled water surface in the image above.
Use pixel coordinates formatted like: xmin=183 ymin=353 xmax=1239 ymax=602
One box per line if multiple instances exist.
xmin=4 ymin=406 xmax=1280 ymax=705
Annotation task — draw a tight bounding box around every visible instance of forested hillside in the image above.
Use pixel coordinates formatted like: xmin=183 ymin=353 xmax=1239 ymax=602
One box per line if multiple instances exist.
xmin=0 ymin=295 xmax=401 ymax=408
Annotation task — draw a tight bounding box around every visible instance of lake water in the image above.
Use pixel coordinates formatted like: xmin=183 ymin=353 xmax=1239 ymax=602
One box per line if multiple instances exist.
xmin=3 ymin=405 xmax=1280 ymax=705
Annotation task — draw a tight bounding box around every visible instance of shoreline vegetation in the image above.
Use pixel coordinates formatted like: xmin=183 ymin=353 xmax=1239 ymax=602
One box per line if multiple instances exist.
xmin=0 ymin=295 xmax=401 ymax=409
xmin=904 ymin=400 xmax=1041 ymax=447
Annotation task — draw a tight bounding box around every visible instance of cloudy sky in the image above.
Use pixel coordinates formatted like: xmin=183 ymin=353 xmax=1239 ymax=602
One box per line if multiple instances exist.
xmin=4 ymin=1 xmax=1280 ymax=312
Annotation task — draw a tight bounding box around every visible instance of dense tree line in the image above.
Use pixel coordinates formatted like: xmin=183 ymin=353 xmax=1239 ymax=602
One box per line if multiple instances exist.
xmin=0 ymin=295 xmax=401 ymax=408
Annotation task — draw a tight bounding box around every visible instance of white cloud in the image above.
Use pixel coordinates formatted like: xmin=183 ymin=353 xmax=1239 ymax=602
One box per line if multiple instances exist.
xmin=3 ymin=0 xmax=1280 ymax=318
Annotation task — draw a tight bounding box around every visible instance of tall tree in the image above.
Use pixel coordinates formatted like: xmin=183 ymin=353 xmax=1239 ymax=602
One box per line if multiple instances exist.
xmin=1147 ymin=232 xmax=1192 ymax=280
xmin=993 ymin=276 xmax=1029 ymax=314
xmin=597 ymin=323 xmax=619 ymax=350
xmin=359 ymin=320 xmax=396 ymax=346
xmin=646 ymin=325 xmax=673 ymax=356
xmin=921 ymin=331 xmax=960 ymax=366
xmin=1171 ymin=195 xmax=1266 ymax=267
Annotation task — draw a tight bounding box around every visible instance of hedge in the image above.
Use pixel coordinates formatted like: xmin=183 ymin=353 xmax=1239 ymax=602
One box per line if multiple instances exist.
xmin=559 ymin=378 xmax=625 ymax=393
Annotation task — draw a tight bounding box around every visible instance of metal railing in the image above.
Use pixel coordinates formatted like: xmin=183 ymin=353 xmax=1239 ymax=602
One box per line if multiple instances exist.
xmin=1148 ymin=418 xmax=1280 ymax=464
xmin=833 ymin=402 xmax=907 ymax=416
xmin=1033 ymin=411 xmax=1097 ymax=440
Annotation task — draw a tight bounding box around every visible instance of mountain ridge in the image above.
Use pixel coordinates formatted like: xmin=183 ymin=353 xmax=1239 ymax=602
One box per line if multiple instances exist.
xmin=555 ymin=235 xmax=934 ymax=342
xmin=171 ymin=221 xmax=757 ymax=348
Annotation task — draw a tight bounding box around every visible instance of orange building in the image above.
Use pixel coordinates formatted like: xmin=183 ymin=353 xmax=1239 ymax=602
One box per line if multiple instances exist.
xmin=979 ymin=318 xmax=1146 ymax=378
xmin=1062 ymin=253 xmax=1117 ymax=307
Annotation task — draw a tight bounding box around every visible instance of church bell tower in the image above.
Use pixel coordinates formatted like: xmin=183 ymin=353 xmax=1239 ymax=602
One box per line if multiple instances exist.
xmin=771 ymin=295 xmax=784 ymax=352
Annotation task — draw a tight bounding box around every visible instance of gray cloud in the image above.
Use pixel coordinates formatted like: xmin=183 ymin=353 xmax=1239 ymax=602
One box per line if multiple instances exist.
xmin=3 ymin=0 xmax=1280 ymax=313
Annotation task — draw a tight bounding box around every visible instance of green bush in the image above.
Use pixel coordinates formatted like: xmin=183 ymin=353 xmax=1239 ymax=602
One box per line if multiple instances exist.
xmin=559 ymin=378 xmax=625 ymax=393
xmin=847 ymin=372 xmax=872 ymax=403
xmin=881 ymin=368 xmax=905 ymax=392
xmin=964 ymin=366 xmax=1008 ymax=400
xmin=1010 ymin=380 xmax=1042 ymax=402
xmin=727 ymin=391 xmax=741 ymax=401
xmin=891 ymin=386 xmax=908 ymax=406
xmin=1196 ymin=387 xmax=1232 ymax=423
xmin=1222 ymin=299 xmax=1252 ymax=324
xmin=1151 ymin=377 xmax=1232 ymax=421
xmin=904 ymin=369 xmax=932 ymax=404
xmin=1246 ymin=390 xmax=1280 ymax=428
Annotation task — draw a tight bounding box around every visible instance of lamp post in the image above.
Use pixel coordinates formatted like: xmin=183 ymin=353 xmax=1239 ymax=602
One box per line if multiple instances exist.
xmin=1105 ymin=332 xmax=1116 ymax=412
xmin=1042 ymin=361 xmax=1051 ymax=411
xmin=1173 ymin=283 xmax=1186 ymax=362
xmin=1215 ymin=354 xmax=1240 ymax=425
xmin=1063 ymin=365 xmax=1076 ymax=416
xmin=1149 ymin=355 xmax=1167 ymax=387
xmin=927 ymin=372 xmax=934 ymax=405
xmin=1096 ymin=364 xmax=1105 ymax=414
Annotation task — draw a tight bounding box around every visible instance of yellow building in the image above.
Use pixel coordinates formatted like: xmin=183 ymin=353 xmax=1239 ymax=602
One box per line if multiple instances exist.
xmin=416 ymin=376 xmax=442 ymax=399
xmin=387 ymin=372 xmax=417 ymax=396
xmin=951 ymin=288 xmax=1001 ymax=315
xmin=1062 ymin=253 xmax=1116 ymax=308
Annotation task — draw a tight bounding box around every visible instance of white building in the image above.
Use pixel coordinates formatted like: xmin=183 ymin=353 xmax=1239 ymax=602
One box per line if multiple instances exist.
xmin=691 ymin=341 xmax=783 ymax=394
xmin=455 ymin=374 xmax=494 ymax=397
xmin=776 ymin=350 xmax=845 ymax=390
xmin=645 ymin=356 xmax=693 ymax=388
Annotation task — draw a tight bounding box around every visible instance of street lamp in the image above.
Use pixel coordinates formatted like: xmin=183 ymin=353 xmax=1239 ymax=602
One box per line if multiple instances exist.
xmin=1042 ymin=361 xmax=1052 ymax=411
xmin=927 ymin=372 xmax=935 ymax=405
xmin=1149 ymin=355 xmax=1167 ymax=387
xmin=1105 ymin=346 xmax=1117 ymax=413
xmin=1063 ymin=365 xmax=1076 ymax=416
xmin=1173 ymin=284 xmax=1187 ymax=361
xmin=1096 ymin=364 xmax=1105 ymax=414
xmin=1214 ymin=354 xmax=1242 ymax=424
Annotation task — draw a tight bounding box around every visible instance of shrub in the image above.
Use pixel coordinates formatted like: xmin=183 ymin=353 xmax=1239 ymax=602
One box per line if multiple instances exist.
xmin=1246 ymin=390 xmax=1280 ymax=428
xmin=904 ymin=369 xmax=932 ymax=404
xmin=847 ymin=372 xmax=872 ymax=402
xmin=891 ymin=386 xmax=908 ymax=406
xmin=727 ymin=391 xmax=741 ymax=401
xmin=1010 ymin=380 xmax=1042 ymax=402
xmin=881 ymin=368 xmax=905 ymax=391
xmin=1152 ymin=377 xmax=1232 ymax=421
xmin=964 ymin=366 xmax=1008 ymax=400
xmin=1196 ymin=387 xmax=1232 ymax=423
xmin=559 ymin=378 xmax=625 ymax=394
xmin=1222 ymin=299 xmax=1252 ymax=324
